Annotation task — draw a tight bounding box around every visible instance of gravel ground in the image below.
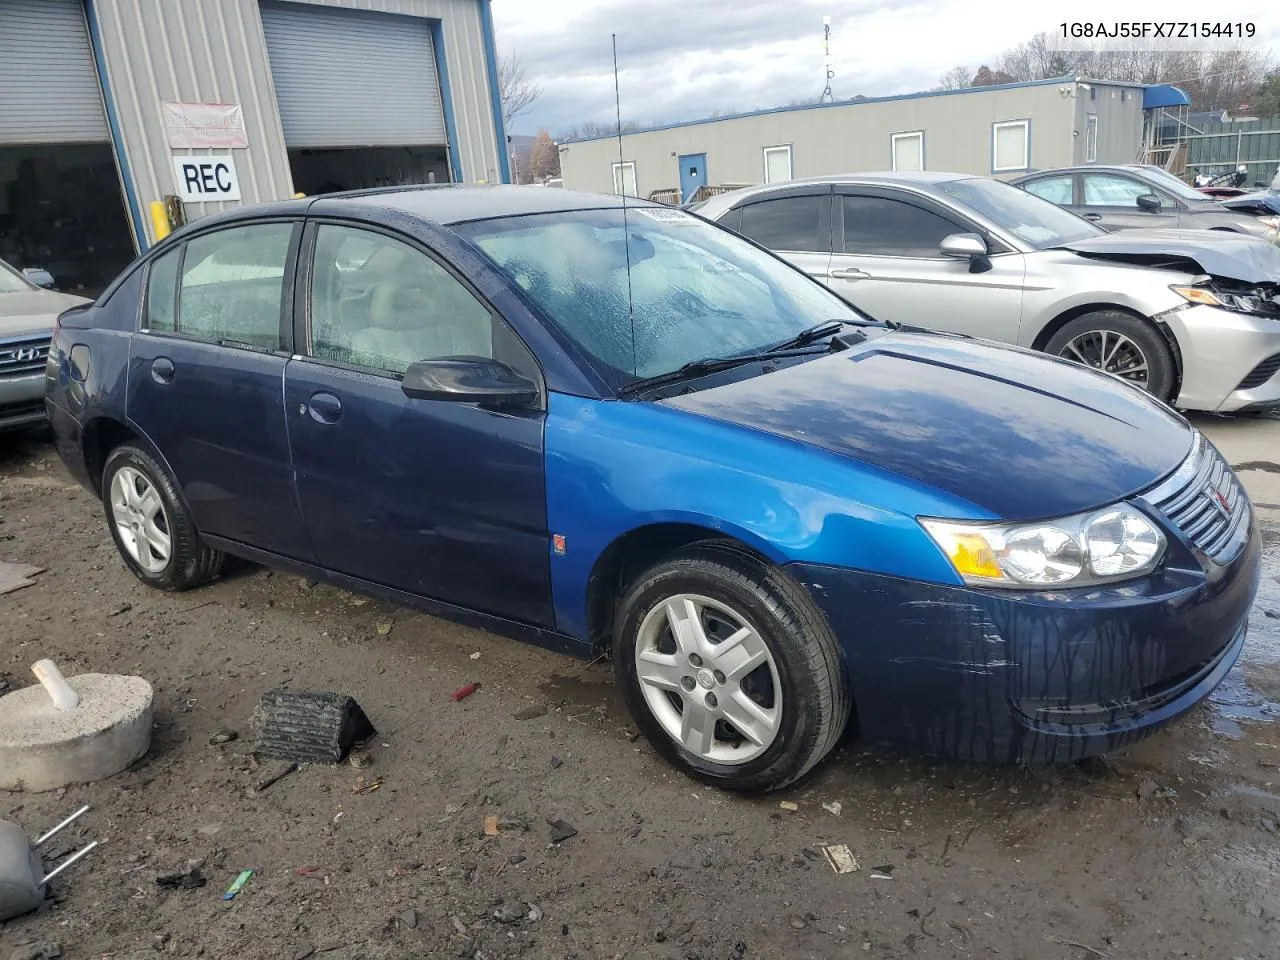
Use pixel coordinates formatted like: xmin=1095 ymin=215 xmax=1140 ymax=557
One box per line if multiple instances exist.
xmin=1 ymin=429 xmax=1279 ymax=960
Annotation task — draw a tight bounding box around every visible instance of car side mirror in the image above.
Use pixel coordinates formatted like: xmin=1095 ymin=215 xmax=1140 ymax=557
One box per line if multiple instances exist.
xmin=401 ymin=357 xmax=538 ymax=408
xmin=939 ymin=232 xmax=991 ymax=273
xmin=1136 ymin=193 xmax=1161 ymax=212
xmin=22 ymin=267 xmax=55 ymax=289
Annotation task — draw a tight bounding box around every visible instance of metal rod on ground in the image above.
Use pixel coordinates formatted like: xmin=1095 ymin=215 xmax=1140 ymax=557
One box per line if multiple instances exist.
xmin=34 ymin=805 xmax=90 ymax=847
xmin=40 ymin=841 xmax=99 ymax=884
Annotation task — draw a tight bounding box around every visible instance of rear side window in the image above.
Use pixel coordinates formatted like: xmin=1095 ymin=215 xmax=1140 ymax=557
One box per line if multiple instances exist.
xmin=738 ymin=196 xmax=823 ymax=252
xmin=179 ymin=224 xmax=293 ymax=349
xmin=144 ymin=249 xmax=180 ymax=332
xmin=1022 ymin=175 xmax=1073 ymax=206
xmin=841 ymin=195 xmax=960 ymax=257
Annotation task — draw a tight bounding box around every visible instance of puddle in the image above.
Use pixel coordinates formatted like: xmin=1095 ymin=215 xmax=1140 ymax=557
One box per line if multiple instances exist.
xmin=1209 ymin=528 xmax=1280 ymax=737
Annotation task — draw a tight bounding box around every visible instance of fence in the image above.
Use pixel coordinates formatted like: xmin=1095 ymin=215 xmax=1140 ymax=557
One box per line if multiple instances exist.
xmin=1160 ymin=119 xmax=1280 ymax=187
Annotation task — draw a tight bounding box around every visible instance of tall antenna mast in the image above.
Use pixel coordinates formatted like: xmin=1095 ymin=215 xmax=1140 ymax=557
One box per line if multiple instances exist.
xmin=820 ymin=15 xmax=835 ymax=102
xmin=612 ymin=33 xmax=637 ymax=377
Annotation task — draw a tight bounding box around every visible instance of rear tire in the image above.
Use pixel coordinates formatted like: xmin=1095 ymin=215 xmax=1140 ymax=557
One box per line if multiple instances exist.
xmin=1045 ymin=311 xmax=1176 ymax=403
xmin=101 ymin=444 xmax=223 ymax=591
xmin=612 ymin=542 xmax=850 ymax=793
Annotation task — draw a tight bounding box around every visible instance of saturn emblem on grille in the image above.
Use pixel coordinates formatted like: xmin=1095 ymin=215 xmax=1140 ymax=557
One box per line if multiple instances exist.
xmin=1206 ymin=480 xmax=1232 ymax=519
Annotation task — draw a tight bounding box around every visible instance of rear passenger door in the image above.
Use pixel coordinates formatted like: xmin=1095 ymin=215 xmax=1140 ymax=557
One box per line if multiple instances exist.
xmin=729 ymin=187 xmax=832 ymax=281
xmin=128 ymin=220 xmax=314 ymax=560
xmin=828 ymin=187 xmax=1025 ymax=342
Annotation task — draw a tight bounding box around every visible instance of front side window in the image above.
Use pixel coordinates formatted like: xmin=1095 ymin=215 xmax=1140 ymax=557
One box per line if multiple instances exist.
xmin=842 ymin=195 xmax=958 ymax=257
xmin=738 ymin=196 xmax=823 ymax=252
xmin=993 ymin=119 xmax=1029 ymax=172
xmin=763 ymin=145 xmax=793 ymax=184
xmin=177 ymin=223 xmax=293 ymax=349
xmin=891 ymin=132 xmax=924 ymax=173
xmin=309 ymin=224 xmax=496 ymax=375
xmin=612 ymin=161 xmax=637 ymax=197
xmin=1085 ymin=115 xmax=1098 ymax=163
xmin=0 ymin=259 xmax=33 ymax=294
xmin=1082 ymin=174 xmax=1154 ymax=207
xmin=1022 ymin=175 xmax=1073 ymax=206
xmin=456 ymin=207 xmax=867 ymax=389
xmin=940 ymin=176 xmax=1102 ymax=249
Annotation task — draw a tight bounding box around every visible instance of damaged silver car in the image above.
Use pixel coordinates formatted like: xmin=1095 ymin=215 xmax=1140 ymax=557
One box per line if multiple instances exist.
xmin=694 ymin=174 xmax=1280 ymax=413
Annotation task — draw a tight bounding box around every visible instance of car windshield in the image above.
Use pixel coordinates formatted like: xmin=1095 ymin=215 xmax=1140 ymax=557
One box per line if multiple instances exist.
xmin=0 ymin=259 xmax=33 ymax=294
xmin=941 ymin=177 xmax=1102 ymax=249
xmin=456 ymin=207 xmax=867 ymax=389
xmin=1135 ymin=166 xmax=1215 ymax=202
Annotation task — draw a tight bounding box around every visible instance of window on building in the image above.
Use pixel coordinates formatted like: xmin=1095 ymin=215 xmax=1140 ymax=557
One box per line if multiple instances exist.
xmin=612 ymin=161 xmax=637 ymax=197
xmin=763 ymin=145 xmax=793 ymax=183
xmin=841 ymin=195 xmax=961 ymax=258
xmin=738 ymin=196 xmax=825 ymax=252
xmin=992 ymin=119 xmax=1030 ymax=172
xmin=309 ymin=224 xmax=496 ymax=374
xmin=891 ymin=131 xmax=924 ymax=172
xmin=151 ymin=224 xmax=293 ymax=349
xmin=1085 ymin=115 xmax=1098 ymax=163
xmin=1021 ymin=175 xmax=1073 ymax=206
xmin=1082 ymin=174 xmax=1155 ymax=207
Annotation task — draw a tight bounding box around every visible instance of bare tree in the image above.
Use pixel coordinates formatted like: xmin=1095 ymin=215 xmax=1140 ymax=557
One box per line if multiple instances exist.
xmin=528 ymin=130 xmax=561 ymax=181
xmin=936 ymin=65 xmax=972 ymax=90
xmin=499 ymin=53 xmax=542 ymax=132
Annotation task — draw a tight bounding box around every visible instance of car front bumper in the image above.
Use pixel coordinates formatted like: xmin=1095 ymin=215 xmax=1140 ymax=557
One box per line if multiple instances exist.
xmin=1163 ymin=303 xmax=1280 ymax=412
xmin=0 ymin=372 xmax=47 ymax=431
xmin=786 ymin=519 xmax=1260 ymax=763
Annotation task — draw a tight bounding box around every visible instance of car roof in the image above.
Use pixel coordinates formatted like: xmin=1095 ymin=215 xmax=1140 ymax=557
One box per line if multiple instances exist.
xmin=1017 ymin=165 xmax=1158 ymax=178
xmin=320 ymin=184 xmax=653 ymax=224
xmin=692 ymin=172 xmax=978 ymax=218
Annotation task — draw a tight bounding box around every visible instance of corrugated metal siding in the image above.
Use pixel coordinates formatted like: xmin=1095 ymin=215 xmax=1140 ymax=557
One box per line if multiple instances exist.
xmin=1073 ymin=85 xmax=1144 ymax=165
xmin=562 ymin=86 xmax=1082 ymax=197
xmin=0 ymin=0 xmax=109 ymax=144
xmin=260 ymin=2 xmax=445 ymax=147
xmin=93 ymin=0 xmax=294 ymax=238
xmin=289 ymin=0 xmax=501 ymax=183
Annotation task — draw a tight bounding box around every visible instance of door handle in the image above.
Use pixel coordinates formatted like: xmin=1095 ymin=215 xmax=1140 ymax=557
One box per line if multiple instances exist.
xmin=306 ymin=392 xmax=342 ymax=424
xmin=150 ymin=357 xmax=175 ymax=384
xmin=828 ymin=267 xmax=870 ymax=281
xmin=1083 ymin=213 xmax=1103 ymax=221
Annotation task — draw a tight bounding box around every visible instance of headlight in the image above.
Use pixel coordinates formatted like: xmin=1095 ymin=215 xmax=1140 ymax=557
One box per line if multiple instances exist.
xmin=1171 ymin=284 xmax=1275 ymax=315
xmin=920 ymin=506 xmax=1165 ymax=589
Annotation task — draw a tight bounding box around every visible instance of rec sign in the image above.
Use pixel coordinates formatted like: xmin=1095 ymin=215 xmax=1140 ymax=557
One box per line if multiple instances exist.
xmin=172 ymin=154 xmax=242 ymax=202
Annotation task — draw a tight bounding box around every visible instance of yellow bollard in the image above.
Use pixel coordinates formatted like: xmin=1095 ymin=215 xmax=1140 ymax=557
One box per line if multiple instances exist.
xmin=149 ymin=200 xmax=170 ymax=241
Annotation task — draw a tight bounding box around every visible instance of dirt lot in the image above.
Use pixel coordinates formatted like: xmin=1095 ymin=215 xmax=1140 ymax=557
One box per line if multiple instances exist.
xmin=2 ymin=418 xmax=1279 ymax=960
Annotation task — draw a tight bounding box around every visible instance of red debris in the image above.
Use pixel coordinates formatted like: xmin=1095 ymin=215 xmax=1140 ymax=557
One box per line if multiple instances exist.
xmin=294 ymin=866 xmax=321 ymax=877
xmin=451 ymin=682 xmax=480 ymax=702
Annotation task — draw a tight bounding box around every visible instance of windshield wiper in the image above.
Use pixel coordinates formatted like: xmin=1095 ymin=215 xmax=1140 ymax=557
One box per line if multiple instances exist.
xmin=764 ymin=320 xmax=847 ymax=353
xmin=617 ymin=345 xmax=832 ymax=398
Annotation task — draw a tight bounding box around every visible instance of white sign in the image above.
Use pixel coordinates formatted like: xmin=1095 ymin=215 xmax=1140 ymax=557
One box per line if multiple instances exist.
xmin=162 ymin=101 xmax=248 ymax=149
xmin=172 ymin=155 xmax=242 ymax=202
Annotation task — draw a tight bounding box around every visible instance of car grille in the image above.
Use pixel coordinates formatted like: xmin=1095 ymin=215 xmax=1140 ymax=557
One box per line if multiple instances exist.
xmin=0 ymin=337 xmax=50 ymax=379
xmin=1236 ymin=352 xmax=1280 ymax=391
xmin=1140 ymin=432 xmax=1250 ymax=564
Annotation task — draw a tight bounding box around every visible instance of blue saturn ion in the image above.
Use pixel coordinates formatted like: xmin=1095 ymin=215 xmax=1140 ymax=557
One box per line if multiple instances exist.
xmin=45 ymin=187 xmax=1260 ymax=792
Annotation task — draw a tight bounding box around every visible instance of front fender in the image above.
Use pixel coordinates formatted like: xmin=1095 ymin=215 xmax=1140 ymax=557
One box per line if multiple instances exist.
xmin=544 ymin=393 xmax=984 ymax=640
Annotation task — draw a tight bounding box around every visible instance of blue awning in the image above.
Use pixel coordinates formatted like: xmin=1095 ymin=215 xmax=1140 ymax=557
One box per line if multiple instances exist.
xmin=1143 ymin=84 xmax=1191 ymax=109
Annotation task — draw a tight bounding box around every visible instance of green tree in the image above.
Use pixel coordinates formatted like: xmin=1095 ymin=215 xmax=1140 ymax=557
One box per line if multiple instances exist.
xmin=1252 ymin=69 xmax=1280 ymax=117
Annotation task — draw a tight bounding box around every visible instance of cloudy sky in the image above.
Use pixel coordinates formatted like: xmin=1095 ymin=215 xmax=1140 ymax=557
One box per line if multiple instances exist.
xmin=490 ymin=0 xmax=1280 ymax=136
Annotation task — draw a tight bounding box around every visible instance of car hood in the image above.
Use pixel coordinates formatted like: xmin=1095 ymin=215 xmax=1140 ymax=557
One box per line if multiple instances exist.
xmin=1057 ymin=228 xmax=1280 ymax=284
xmin=1218 ymin=190 xmax=1280 ymax=216
xmin=662 ymin=332 xmax=1191 ymax=522
xmin=0 ymin=290 xmax=89 ymax=337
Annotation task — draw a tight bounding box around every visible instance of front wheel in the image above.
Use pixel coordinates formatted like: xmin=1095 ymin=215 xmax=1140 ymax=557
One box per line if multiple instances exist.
xmin=613 ymin=543 xmax=850 ymax=793
xmin=1045 ymin=311 xmax=1176 ymax=403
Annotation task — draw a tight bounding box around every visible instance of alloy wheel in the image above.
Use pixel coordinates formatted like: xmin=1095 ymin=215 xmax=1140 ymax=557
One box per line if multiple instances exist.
xmin=109 ymin=466 xmax=172 ymax=574
xmin=633 ymin=593 xmax=781 ymax=765
xmin=1057 ymin=329 xmax=1150 ymax=389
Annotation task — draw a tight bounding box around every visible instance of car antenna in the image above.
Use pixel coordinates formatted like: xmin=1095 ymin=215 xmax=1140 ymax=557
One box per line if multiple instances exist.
xmin=612 ymin=32 xmax=637 ymax=377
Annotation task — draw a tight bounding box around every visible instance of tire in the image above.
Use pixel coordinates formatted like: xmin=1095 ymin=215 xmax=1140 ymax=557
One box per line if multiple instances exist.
xmin=1044 ymin=311 xmax=1176 ymax=403
xmin=101 ymin=444 xmax=223 ymax=591
xmin=612 ymin=542 xmax=850 ymax=793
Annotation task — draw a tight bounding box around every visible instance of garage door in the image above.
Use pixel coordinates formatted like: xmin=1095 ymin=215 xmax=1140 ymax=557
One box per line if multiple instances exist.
xmin=260 ymin=2 xmax=447 ymax=149
xmin=0 ymin=0 xmax=109 ymax=145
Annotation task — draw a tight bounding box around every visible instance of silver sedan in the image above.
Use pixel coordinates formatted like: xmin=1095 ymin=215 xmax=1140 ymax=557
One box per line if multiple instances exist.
xmin=692 ymin=173 xmax=1280 ymax=413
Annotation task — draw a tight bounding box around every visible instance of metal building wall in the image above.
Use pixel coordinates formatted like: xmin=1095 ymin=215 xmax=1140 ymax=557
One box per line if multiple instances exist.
xmin=561 ymin=84 xmax=1083 ymax=197
xmin=1072 ymin=83 xmax=1145 ymax=165
xmin=92 ymin=0 xmax=503 ymax=247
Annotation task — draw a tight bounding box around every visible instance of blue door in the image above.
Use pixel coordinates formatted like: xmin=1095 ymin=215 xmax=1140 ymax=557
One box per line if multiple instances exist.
xmin=678 ymin=153 xmax=708 ymax=203
xmin=283 ymin=221 xmax=553 ymax=626
xmin=126 ymin=220 xmax=314 ymax=560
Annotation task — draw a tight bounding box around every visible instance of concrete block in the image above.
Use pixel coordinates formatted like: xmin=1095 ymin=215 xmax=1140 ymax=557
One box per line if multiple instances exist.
xmin=0 ymin=674 xmax=152 ymax=793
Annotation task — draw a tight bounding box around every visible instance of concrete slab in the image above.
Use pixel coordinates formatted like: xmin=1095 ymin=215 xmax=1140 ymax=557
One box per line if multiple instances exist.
xmin=0 ymin=674 xmax=152 ymax=793
xmin=0 ymin=562 xmax=46 ymax=596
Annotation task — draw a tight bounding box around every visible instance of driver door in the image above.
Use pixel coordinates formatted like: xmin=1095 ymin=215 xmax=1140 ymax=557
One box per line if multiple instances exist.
xmin=1077 ymin=173 xmax=1179 ymax=231
xmin=283 ymin=220 xmax=554 ymax=626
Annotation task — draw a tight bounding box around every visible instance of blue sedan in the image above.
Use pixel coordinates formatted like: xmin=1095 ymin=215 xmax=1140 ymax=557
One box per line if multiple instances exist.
xmin=45 ymin=187 xmax=1260 ymax=792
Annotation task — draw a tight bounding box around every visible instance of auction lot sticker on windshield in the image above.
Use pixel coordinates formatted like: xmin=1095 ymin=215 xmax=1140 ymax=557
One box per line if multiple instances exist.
xmin=634 ymin=208 xmax=699 ymax=224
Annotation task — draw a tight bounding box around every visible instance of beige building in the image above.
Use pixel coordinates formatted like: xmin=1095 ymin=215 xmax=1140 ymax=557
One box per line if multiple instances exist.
xmin=560 ymin=78 xmax=1148 ymax=201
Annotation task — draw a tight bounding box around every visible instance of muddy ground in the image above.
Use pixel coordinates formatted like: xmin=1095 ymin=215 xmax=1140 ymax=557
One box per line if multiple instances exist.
xmin=1 ymin=420 xmax=1279 ymax=960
